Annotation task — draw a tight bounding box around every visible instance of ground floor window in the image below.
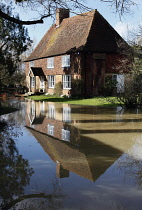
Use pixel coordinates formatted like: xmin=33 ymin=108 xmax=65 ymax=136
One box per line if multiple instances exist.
xmin=105 ymin=74 xmax=124 ymax=95
xmin=63 ymin=106 xmax=71 ymax=122
xmin=48 ymin=75 xmax=55 ymax=88
xmin=112 ymin=74 xmax=124 ymax=93
xmin=30 ymin=76 xmax=35 ymax=87
xmin=48 ymin=105 xmax=55 ymax=119
xmin=62 ymin=75 xmax=71 ymax=89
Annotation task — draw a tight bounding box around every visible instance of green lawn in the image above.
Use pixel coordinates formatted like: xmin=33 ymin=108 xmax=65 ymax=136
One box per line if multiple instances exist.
xmin=28 ymin=95 xmax=120 ymax=106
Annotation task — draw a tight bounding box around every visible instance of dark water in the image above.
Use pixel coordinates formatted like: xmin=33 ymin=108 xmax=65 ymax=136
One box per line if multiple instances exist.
xmin=1 ymin=99 xmax=142 ymax=210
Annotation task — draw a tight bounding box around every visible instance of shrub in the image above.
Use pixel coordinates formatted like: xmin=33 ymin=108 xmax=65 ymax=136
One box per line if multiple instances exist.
xmin=101 ymin=76 xmax=117 ymax=96
xmin=54 ymin=82 xmax=63 ymax=96
xmin=71 ymin=78 xmax=83 ymax=97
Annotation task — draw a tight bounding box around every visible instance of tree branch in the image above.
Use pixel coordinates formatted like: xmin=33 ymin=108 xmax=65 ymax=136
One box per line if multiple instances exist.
xmin=0 ymin=9 xmax=52 ymax=25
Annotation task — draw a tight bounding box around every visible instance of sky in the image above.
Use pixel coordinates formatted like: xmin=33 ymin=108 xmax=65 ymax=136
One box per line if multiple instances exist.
xmin=12 ymin=0 xmax=142 ymax=47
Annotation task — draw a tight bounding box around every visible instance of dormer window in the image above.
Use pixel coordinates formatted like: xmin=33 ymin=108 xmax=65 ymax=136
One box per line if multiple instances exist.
xmin=47 ymin=57 xmax=54 ymax=69
xmin=62 ymin=55 xmax=70 ymax=67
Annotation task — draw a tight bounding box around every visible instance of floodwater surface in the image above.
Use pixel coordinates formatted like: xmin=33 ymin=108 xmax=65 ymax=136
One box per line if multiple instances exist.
xmin=1 ymin=99 xmax=142 ymax=210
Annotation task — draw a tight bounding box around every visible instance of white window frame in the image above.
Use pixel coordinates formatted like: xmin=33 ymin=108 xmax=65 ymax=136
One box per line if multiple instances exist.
xmin=48 ymin=75 xmax=55 ymax=88
xmin=48 ymin=124 xmax=54 ymax=136
xmin=63 ymin=106 xmax=71 ymax=122
xmin=62 ymin=129 xmax=70 ymax=142
xmin=48 ymin=105 xmax=55 ymax=119
xmin=63 ymin=75 xmax=71 ymax=89
xmin=62 ymin=55 xmax=70 ymax=67
xmin=47 ymin=57 xmax=54 ymax=69
xmin=31 ymin=76 xmax=35 ymax=87
xmin=112 ymin=74 xmax=124 ymax=93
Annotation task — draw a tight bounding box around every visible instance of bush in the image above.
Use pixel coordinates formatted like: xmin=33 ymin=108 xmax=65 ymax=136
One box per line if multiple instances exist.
xmin=71 ymin=78 xmax=83 ymax=97
xmin=101 ymin=76 xmax=117 ymax=96
xmin=54 ymin=82 xmax=63 ymax=96
xmin=116 ymin=74 xmax=142 ymax=108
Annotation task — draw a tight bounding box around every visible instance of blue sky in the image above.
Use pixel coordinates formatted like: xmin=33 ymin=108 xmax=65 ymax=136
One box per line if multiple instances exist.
xmin=14 ymin=0 xmax=142 ymax=46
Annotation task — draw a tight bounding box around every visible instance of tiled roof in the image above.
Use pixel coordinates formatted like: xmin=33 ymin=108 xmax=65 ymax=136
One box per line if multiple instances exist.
xmin=26 ymin=126 xmax=122 ymax=182
xmin=26 ymin=10 xmax=128 ymax=62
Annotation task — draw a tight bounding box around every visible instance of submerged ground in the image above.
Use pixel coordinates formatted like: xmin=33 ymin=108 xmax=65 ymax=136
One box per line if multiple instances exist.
xmin=1 ymin=98 xmax=142 ymax=210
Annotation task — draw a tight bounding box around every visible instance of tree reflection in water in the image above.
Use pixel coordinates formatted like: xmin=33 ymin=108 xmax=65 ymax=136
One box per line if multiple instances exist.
xmin=0 ymin=119 xmax=34 ymax=209
xmin=116 ymin=140 xmax=142 ymax=187
xmin=0 ymin=118 xmax=65 ymax=210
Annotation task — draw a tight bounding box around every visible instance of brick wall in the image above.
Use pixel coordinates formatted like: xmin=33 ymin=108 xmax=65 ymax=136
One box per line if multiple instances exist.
xmin=25 ymin=52 xmax=121 ymax=96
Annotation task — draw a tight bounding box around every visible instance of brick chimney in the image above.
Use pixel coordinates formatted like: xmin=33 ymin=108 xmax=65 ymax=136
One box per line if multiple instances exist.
xmin=56 ymin=8 xmax=69 ymax=26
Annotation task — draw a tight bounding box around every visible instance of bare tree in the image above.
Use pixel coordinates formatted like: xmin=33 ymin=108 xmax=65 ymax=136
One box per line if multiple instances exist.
xmin=0 ymin=0 xmax=139 ymax=25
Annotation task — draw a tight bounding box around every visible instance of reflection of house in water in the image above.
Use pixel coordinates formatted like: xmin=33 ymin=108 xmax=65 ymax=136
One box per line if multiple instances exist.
xmin=26 ymin=101 xmax=142 ymax=181
xmin=26 ymin=100 xmax=47 ymax=128
xmin=26 ymin=100 xmax=78 ymax=144
xmin=26 ymin=126 xmax=122 ymax=181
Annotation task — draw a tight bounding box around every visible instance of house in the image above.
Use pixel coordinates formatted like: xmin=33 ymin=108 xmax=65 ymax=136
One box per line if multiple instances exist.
xmin=25 ymin=8 xmax=129 ymax=97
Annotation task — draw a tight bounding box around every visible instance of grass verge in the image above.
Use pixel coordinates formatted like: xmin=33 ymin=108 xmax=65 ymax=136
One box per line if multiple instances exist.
xmin=28 ymin=95 xmax=120 ymax=106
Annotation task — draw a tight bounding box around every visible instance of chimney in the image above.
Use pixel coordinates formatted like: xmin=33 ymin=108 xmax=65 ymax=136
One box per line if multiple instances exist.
xmin=56 ymin=8 xmax=69 ymax=26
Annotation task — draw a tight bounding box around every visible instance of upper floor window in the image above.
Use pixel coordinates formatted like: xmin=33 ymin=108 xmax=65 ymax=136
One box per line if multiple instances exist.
xmin=29 ymin=61 xmax=34 ymax=69
xmin=63 ymin=75 xmax=71 ymax=89
xmin=48 ymin=75 xmax=55 ymax=88
xmin=47 ymin=57 xmax=54 ymax=69
xmin=62 ymin=129 xmax=70 ymax=142
xmin=62 ymin=55 xmax=70 ymax=67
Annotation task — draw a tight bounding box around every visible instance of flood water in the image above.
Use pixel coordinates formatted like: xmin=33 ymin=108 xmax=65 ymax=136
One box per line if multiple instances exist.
xmin=1 ymin=98 xmax=142 ymax=210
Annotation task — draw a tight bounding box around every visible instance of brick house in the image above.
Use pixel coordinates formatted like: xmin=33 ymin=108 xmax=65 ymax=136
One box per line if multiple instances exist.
xmin=25 ymin=8 xmax=129 ymax=97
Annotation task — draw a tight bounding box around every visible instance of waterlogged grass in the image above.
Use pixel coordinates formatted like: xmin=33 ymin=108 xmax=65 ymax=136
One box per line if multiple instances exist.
xmin=28 ymin=95 xmax=120 ymax=106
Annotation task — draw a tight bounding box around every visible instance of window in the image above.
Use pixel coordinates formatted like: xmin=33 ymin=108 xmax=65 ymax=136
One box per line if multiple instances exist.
xmin=31 ymin=101 xmax=35 ymax=115
xmin=48 ymin=124 xmax=54 ymax=136
xmin=48 ymin=105 xmax=55 ymax=119
xmin=62 ymin=129 xmax=70 ymax=142
xmin=63 ymin=75 xmax=71 ymax=89
xmin=63 ymin=106 xmax=71 ymax=122
xmin=116 ymin=74 xmax=124 ymax=93
xmin=48 ymin=75 xmax=55 ymax=88
xmin=40 ymin=101 xmax=45 ymax=114
xmin=47 ymin=57 xmax=54 ymax=69
xmin=30 ymin=77 xmax=35 ymax=87
xmin=62 ymin=55 xmax=70 ymax=67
